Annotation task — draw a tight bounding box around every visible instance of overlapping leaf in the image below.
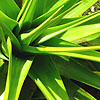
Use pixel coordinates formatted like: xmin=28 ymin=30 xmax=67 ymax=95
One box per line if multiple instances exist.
xmin=29 ymin=55 xmax=69 ymax=100
xmin=63 ymin=77 xmax=96 ymax=100
xmin=17 ymin=0 xmax=37 ymax=31
xmin=0 ymin=11 xmax=18 ymax=31
xmin=51 ymin=55 xmax=100 ymax=90
xmin=0 ymin=0 xmax=100 ymax=100
xmin=31 ymin=0 xmax=78 ymax=27
xmin=0 ymin=0 xmax=20 ymax=19
xmin=64 ymin=0 xmax=98 ymax=18
xmin=20 ymin=5 xmax=64 ymax=45
xmin=61 ymin=23 xmax=100 ymax=43
xmin=4 ymin=38 xmax=33 ymax=100
xmin=0 ymin=19 xmax=21 ymax=50
xmin=37 ymin=10 xmax=100 ymax=44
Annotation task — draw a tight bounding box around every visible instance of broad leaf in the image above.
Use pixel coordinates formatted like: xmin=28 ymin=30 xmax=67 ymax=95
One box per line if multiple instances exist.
xmin=51 ymin=55 xmax=100 ymax=90
xmin=0 ymin=0 xmax=20 ymax=19
xmin=4 ymin=38 xmax=33 ymax=100
xmin=63 ymin=77 xmax=96 ymax=100
xmin=22 ymin=44 xmax=100 ymax=62
xmin=17 ymin=0 xmax=37 ymax=31
xmin=0 ymin=19 xmax=21 ymax=50
xmin=61 ymin=24 xmax=100 ymax=42
xmin=0 ymin=27 xmax=8 ymax=56
xmin=64 ymin=0 xmax=98 ymax=18
xmin=21 ymin=6 xmax=64 ymax=45
xmin=31 ymin=0 xmax=78 ymax=27
xmin=37 ymin=10 xmax=100 ymax=44
xmin=0 ymin=11 xmax=18 ymax=31
xmin=29 ymin=55 xmax=69 ymax=100
xmin=33 ymin=0 xmax=58 ymax=19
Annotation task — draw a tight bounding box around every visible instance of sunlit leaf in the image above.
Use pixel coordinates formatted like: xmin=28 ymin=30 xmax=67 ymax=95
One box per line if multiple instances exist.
xmin=63 ymin=77 xmax=96 ymax=100
xmin=21 ymin=5 xmax=64 ymax=45
xmin=17 ymin=0 xmax=37 ymax=31
xmin=51 ymin=55 xmax=100 ymax=90
xmin=29 ymin=55 xmax=69 ymax=100
xmin=0 ymin=11 xmax=18 ymax=31
xmin=0 ymin=0 xmax=20 ymax=19
xmin=0 ymin=19 xmax=21 ymax=50
xmin=4 ymin=37 xmax=33 ymax=100
xmin=64 ymin=0 xmax=98 ymax=18
xmin=61 ymin=23 xmax=100 ymax=42
xmin=37 ymin=10 xmax=100 ymax=44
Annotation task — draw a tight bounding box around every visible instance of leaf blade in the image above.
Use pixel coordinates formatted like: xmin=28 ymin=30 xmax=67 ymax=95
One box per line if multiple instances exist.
xmin=29 ymin=55 xmax=69 ymax=100
xmin=4 ymin=38 xmax=33 ymax=100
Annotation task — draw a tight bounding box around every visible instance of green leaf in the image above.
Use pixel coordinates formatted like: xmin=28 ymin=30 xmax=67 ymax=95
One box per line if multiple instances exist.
xmin=51 ymin=55 xmax=100 ymax=90
xmin=0 ymin=27 xmax=8 ymax=57
xmin=58 ymin=17 xmax=81 ymax=25
xmin=59 ymin=13 xmax=100 ymax=26
xmin=43 ymin=37 xmax=78 ymax=47
xmin=33 ymin=0 xmax=58 ymax=18
xmin=17 ymin=0 xmax=37 ymax=31
xmin=54 ymin=51 xmax=100 ymax=62
xmin=73 ymin=32 xmax=100 ymax=44
xmin=88 ymin=36 xmax=100 ymax=46
xmin=19 ymin=77 xmax=36 ymax=100
xmin=0 ymin=0 xmax=20 ymax=19
xmin=0 ymin=10 xmax=18 ymax=31
xmin=94 ymin=71 xmax=100 ymax=76
xmin=42 ymin=37 xmax=100 ymax=63
xmin=22 ymin=44 xmax=100 ymax=62
xmin=31 ymin=0 xmax=78 ymax=27
xmin=61 ymin=23 xmax=100 ymax=42
xmin=21 ymin=5 xmax=64 ymax=45
xmin=0 ymin=59 xmax=4 ymax=67
xmin=63 ymin=0 xmax=98 ymax=18
xmin=14 ymin=0 xmax=22 ymax=8
xmin=0 ymin=51 xmax=8 ymax=61
xmin=29 ymin=55 xmax=69 ymax=100
xmin=49 ymin=0 xmax=71 ymax=11
xmin=0 ymin=18 xmax=21 ymax=50
xmin=37 ymin=10 xmax=100 ymax=44
xmin=17 ymin=0 xmax=29 ymax=22
xmin=63 ymin=77 xmax=96 ymax=100
xmin=4 ymin=37 xmax=33 ymax=100
xmin=23 ymin=45 xmax=100 ymax=52
xmin=0 ymin=64 xmax=7 ymax=99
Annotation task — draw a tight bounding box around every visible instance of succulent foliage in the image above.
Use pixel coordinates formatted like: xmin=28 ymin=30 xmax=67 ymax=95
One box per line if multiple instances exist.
xmin=1 ymin=0 xmax=100 ymax=100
